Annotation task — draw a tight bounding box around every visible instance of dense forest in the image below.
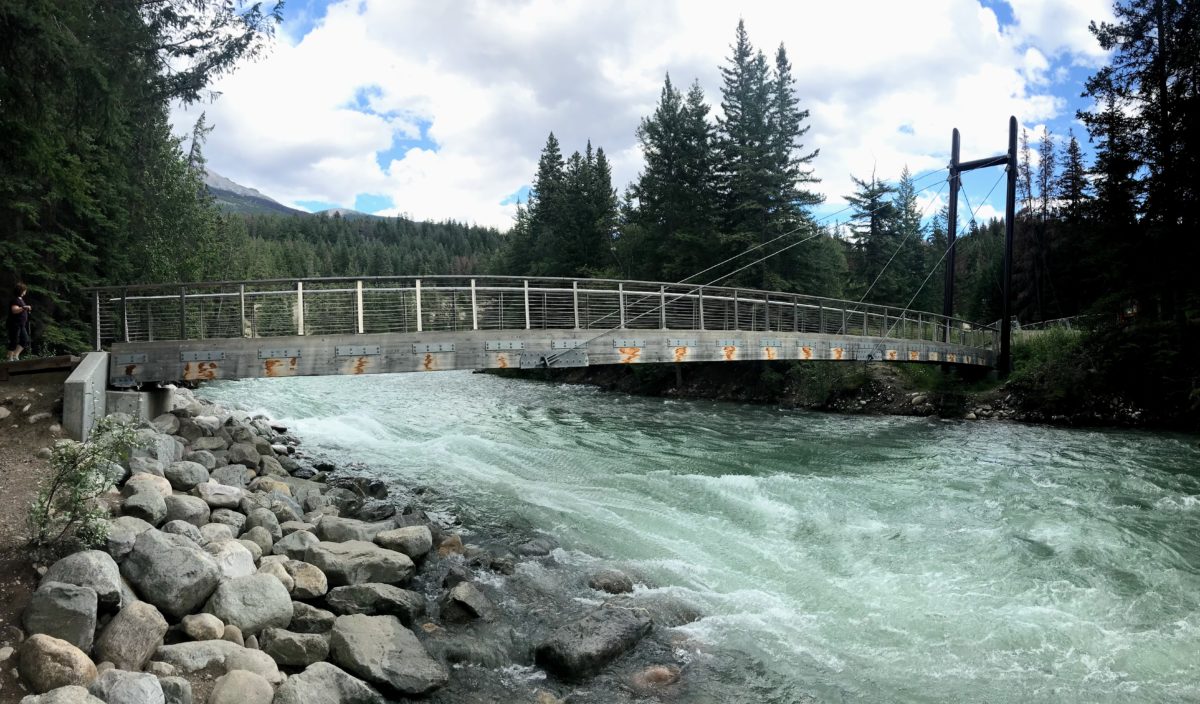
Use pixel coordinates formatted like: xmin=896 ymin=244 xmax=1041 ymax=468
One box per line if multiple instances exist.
xmin=1 ymin=0 xmax=1196 ymax=421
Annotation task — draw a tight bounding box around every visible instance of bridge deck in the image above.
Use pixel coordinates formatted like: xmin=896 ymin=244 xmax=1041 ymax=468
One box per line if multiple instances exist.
xmin=91 ymin=276 xmax=997 ymax=385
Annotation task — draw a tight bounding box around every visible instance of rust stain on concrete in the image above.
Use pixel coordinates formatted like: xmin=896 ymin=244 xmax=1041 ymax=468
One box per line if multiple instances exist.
xmin=764 ymin=347 xmax=778 ymax=361
xmin=423 ymin=353 xmax=436 ymax=371
xmin=618 ymin=347 xmax=642 ymax=364
xmin=183 ymin=361 xmax=218 ymax=381
xmin=264 ymin=357 xmax=298 ymax=377
xmin=886 ymin=350 xmax=898 ymax=361
xmin=496 ymin=354 xmax=508 ymax=369
xmin=831 ymin=347 xmax=845 ymax=360
xmin=673 ymin=346 xmax=688 ymax=363
xmin=946 ymin=353 xmax=958 ymax=363
xmin=124 ymin=364 xmax=138 ymax=377
xmin=353 ymin=356 xmax=369 ymax=374
xmin=800 ymin=346 xmax=813 ymax=360
xmin=909 ymin=351 xmax=920 ymax=361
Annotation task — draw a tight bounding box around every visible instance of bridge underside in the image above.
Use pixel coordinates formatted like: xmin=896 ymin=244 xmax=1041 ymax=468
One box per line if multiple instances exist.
xmin=109 ymin=329 xmax=993 ymax=385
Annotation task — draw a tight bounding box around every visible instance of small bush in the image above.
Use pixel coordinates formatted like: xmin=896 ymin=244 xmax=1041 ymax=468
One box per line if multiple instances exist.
xmin=28 ymin=416 xmax=138 ymax=551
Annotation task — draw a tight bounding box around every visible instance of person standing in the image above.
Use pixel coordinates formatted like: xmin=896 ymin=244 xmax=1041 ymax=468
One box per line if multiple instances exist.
xmin=7 ymin=283 xmax=32 ymax=361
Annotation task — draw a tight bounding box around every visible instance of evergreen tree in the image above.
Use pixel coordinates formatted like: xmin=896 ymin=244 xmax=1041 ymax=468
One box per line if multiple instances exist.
xmin=844 ymin=171 xmax=899 ymax=304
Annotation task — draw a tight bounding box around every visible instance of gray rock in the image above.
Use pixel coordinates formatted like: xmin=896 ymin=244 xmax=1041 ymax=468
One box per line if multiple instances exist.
xmin=43 ymin=551 xmax=123 ymax=611
xmin=122 ymin=475 xmax=172 ymax=499
xmin=192 ymin=416 xmax=221 ymax=435
xmin=204 ymin=540 xmax=256 ymax=581
xmin=209 ymin=509 xmax=246 ymax=534
xmin=198 ymin=523 xmax=234 ymax=544
xmin=328 ymin=615 xmax=447 ymax=696
xmin=98 ymin=461 xmax=128 ymax=487
xmin=209 ymin=670 xmax=272 ymax=704
xmin=272 ymin=530 xmax=318 ymax=561
xmin=354 ymin=501 xmax=395 ymax=523
xmin=259 ymin=628 xmax=329 ymax=668
xmin=257 ymin=561 xmax=293 ymax=592
xmin=121 ymin=492 xmax=167 ymax=527
xmin=157 ymin=677 xmax=191 ymax=704
xmin=535 ymin=605 xmax=652 ymax=680
xmin=174 ymin=418 xmax=203 ymax=444
xmin=588 ymin=569 xmax=634 ymax=594
xmin=93 ymin=603 xmax=168 ymax=671
xmin=163 ymin=462 xmax=207 ymax=492
xmin=245 ymin=508 xmax=282 ymax=541
xmin=238 ymin=539 xmax=264 ymax=563
xmin=152 ymin=640 xmax=282 ymax=684
xmin=210 ymin=464 xmax=253 ymax=489
xmin=240 ymin=526 xmax=274 ymax=554
xmin=141 ymin=662 xmax=174 ymax=677
xmin=284 ymin=561 xmax=328 ymax=600
xmin=202 ymin=574 xmax=292 ymax=635
xmin=272 ymin=662 xmax=384 ymax=704
xmin=315 ymin=517 xmax=389 ymax=544
xmin=325 ymin=584 xmax=423 ymax=626
xmin=127 ymin=457 xmax=164 ymax=477
xmin=280 ymin=521 xmax=317 ymax=536
xmin=120 ymin=530 xmax=221 ymax=619
xmin=221 ymin=625 xmax=244 ymax=646
xmin=104 ymin=517 xmax=154 ymax=561
xmin=181 ymin=614 xmax=224 ymax=641
xmin=18 ymin=685 xmax=107 ymax=704
xmin=227 ymin=443 xmax=260 ymax=469
xmin=18 ymin=634 xmax=98 ymax=694
xmin=23 ymin=583 xmax=98 ymax=652
xmin=373 ymin=526 xmax=432 ymax=560
xmin=151 ymin=414 xmax=180 ymax=436
xmin=439 ymin=582 xmax=498 ymax=624
xmin=194 ymin=483 xmax=243 ymax=510
xmin=265 ymin=493 xmax=304 ymax=524
xmin=182 ymin=451 xmax=216 ymax=470
xmin=86 ymin=670 xmax=164 ymax=704
xmin=160 ymin=520 xmax=202 ymax=545
xmin=290 ymin=602 xmax=336 ymax=634
xmin=259 ymin=455 xmax=288 ymax=478
xmin=162 ymin=495 xmax=209 ymax=527
xmin=191 ymin=436 xmax=228 ymax=452
xmin=304 ymin=542 xmax=413 ymax=587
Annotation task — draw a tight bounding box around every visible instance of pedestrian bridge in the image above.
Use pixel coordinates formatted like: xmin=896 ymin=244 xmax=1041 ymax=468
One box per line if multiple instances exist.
xmin=89 ymin=276 xmax=997 ymax=386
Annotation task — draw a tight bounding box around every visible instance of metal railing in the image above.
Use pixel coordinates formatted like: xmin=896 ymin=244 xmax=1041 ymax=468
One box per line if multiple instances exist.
xmin=88 ymin=276 xmax=999 ymax=351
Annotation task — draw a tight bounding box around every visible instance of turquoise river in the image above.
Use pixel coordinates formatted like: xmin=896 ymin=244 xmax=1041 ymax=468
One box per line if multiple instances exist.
xmin=200 ymin=371 xmax=1200 ymax=703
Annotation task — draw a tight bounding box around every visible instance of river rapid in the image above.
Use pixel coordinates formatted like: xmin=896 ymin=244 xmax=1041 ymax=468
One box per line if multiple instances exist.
xmin=200 ymin=370 xmax=1200 ymax=703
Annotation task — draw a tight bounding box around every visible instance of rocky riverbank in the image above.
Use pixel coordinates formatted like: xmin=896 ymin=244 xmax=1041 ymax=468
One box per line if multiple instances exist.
xmin=1 ymin=387 xmax=711 ymax=704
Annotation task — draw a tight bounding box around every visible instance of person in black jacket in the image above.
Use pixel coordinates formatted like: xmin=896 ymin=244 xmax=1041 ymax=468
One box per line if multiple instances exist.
xmin=7 ymin=282 xmax=32 ymax=361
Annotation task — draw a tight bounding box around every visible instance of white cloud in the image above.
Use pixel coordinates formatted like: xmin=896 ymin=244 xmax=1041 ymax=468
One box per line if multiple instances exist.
xmin=173 ymin=0 xmax=1111 ymax=229
xmin=1002 ymin=0 xmax=1114 ymax=63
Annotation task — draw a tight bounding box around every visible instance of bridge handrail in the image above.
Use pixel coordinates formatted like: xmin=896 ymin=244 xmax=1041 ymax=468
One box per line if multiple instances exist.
xmin=89 ymin=275 xmax=999 ymax=351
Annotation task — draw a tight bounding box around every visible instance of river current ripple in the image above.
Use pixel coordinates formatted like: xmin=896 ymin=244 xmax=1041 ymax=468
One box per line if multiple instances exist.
xmin=201 ymin=371 xmax=1200 ymax=703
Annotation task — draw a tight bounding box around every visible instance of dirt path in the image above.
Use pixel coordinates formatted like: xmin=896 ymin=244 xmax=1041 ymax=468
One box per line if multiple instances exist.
xmin=0 ymin=371 xmax=68 ymax=702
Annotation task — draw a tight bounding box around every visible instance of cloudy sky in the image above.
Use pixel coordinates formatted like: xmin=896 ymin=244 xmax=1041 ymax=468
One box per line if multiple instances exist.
xmin=173 ymin=0 xmax=1115 ymax=230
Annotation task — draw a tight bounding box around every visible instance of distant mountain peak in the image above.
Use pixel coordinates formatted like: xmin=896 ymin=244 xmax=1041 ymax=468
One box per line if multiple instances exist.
xmin=203 ymin=169 xmax=306 ymax=216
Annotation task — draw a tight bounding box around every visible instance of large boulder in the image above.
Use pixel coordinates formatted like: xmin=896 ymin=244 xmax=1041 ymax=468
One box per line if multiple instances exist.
xmin=161 ymin=520 xmax=203 ymax=545
xmin=272 ymin=530 xmax=318 ymax=561
xmin=210 ymin=464 xmax=254 ymax=489
xmin=18 ymin=634 xmax=98 ymax=694
xmin=194 ymin=483 xmax=243 ymax=510
xmin=42 ymin=551 xmax=123 ymax=611
xmin=316 ymin=517 xmax=389 ymax=544
xmin=157 ymin=677 xmax=191 ymax=704
xmin=534 ymin=605 xmax=652 ymax=680
xmin=199 ymin=523 xmax=235 ymax=545
xmin=304 ymin=542 xmax=413 ymax=587
xmin=192 ymin=436 xmax=228 ymax=453
xmin=259 ymin=628 xmax=329 ymax=668
xmin=163 ymin=462 xmax=208 ymax=492
xmin=209 ymin=509 xmax=247 ymax=534
xmin=93 ymin=602 xmax=168 ymax=671
xmin=272 ymin=662 xmax=384 ymax=704
xmin=151 ymin=414 xmax=180 ymax=435
xmin=244 ymin=508 xmax=282 ymax=541
xmin=86 ymin=670 xmax=164 ymax=704
xmin=240 ymin=526 xmax=274 ymax=554
xmin=202 ymin=574 xmax=292 ymax=635
xmin=290 ymin=602 xmax=336 ymax=634
xmin=439 ymin=582 xmax=498 ymax=624
xmin=122 ymin=474 xmax=172 ymax=499
xmin=328 ymin=615 xmax=447 ymax=696
xmin=122 ymin=493 xmax=166 ymax=526
xmin=374 ymin=526 xmax=432 ymax=560
xmin=120 ymin=530 xmax=221 ymax=619
xmin=325 ymin=585 xmax=423 ymax=626
xmin=208 ymin=670 xmax=272 ymax=704
xmin=162 ymin=495 xmax=209 ymax=527
xmin=227 ymin=443 xmax=260 ymax=469
xmin=153 ymin=640 xmax=281 ymax=685
xmin=128 ymin=457 xmax=164 ymax=478
xmin=183 ymin=450 xmax=216 ymax=470
xmin=104 ymin=517 xmax=154 ymax=561
xmin=587 ymin=569 xmax=634 ymax=594
xmin=23 ymin=583 xmax=98 ymax=652
xmin=284 ymin=561 xmax=328 ymax=600
xmin=17 ymin=685 xmax=106 ymax=704
xmin=181 ymin=614 xmax=224 ymax=641
xmin=204 ymin=540 xmax=256 ymax=581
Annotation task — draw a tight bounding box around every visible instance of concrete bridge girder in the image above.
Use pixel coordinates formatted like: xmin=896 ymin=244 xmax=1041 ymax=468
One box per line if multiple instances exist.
xmin=109 ymin=329 xmax=993 ymax=385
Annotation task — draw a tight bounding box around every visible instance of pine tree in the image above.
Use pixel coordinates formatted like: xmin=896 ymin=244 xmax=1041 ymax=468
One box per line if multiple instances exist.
xmin=1057 ymin=130 xmax=1089 ymax=223
xmin=845 ymin=171 xmax=899 ymax=304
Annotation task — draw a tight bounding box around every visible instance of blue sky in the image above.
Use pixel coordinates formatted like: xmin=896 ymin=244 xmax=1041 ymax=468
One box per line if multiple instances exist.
xmin=179 ymin=0 xmax=1115 ymax=226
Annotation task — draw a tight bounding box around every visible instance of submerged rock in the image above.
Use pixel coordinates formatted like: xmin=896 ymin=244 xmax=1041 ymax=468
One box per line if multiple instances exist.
xmin=587 ymin=569 xmax=634 ymax=595
xmin=439 ymin=582 xmax=498 ymax=624
xmin=535 ymin=605 xmax=652 ymax=680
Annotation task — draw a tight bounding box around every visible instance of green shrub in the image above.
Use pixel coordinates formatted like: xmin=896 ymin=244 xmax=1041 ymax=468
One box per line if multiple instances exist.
xmin=28 ymin=416 xmax=138 ymax=551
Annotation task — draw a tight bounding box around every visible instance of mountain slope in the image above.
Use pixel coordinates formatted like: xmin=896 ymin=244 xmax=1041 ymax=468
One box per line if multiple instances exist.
xmin=203 ymin=169 xmax=308 ymax=216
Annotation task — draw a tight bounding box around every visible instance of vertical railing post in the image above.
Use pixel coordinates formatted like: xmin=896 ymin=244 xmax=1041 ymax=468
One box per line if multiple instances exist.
xmin=239 ymin=284 xmax=248 ymax=338
xmin=415 ymin=279 xmax=423 ymax=333
xmin=733 ymin=290 xmax=739 ymax=331
xmin=618 ymin=283 xmax=626 ymax=329
xmin=698 ymin=288 xmax=705 ymax=330
xmin=660 ymin=286 xmax=667 ymax=330
xmin=470 ymin=279 xmax=478 ymax=331
xmin=523 ymin=280 xmax=530 ymax=330
xmin=120 ymin=289 xmax=130 ymax=343
xmin=764 ymin=296 xmax=770 ymax=332
xmin=793 ymin=298 xmax=799 ymax=333
xmin=818 ymin=301 xmax=824 ymax=333
xmin=179 ymin=287 xmax=186 ymax=340
xmin=841 ymin=307 xmax=846 ymax=335
xmin=572 ymin=281 xmax=580 ymax=330
xmin=355 ymin=281 xmax=365 ymax=334
xmin=93 ymin=292 xmax=101 ymax=350
xmin=296 ymin=282 xmax=305 ymax=335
